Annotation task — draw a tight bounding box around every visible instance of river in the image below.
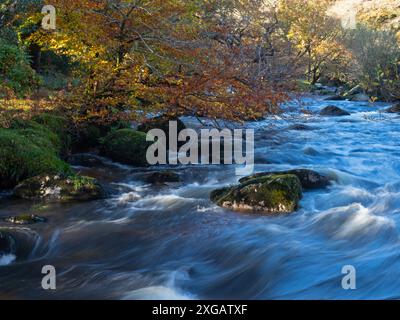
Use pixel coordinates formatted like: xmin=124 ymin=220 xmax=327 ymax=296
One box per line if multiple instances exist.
xmin=1 ymin=96 xmax=399 ymax=299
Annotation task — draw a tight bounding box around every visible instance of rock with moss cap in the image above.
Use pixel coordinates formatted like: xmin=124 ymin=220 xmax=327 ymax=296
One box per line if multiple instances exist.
xmin=101 ymin=129 xmax=151 ymax=166
xmin=211 ymin=174 xmax=302 ymax=215
xmin=32 ymin=113 xmax=71 ymax=153
xmin=13 ymin=175 xmax=106 ymax=202
xmin=2 ymin=214 xmax=47 ymax=225
xmin=320 ymin=106 xmax=351 ymax=116
xmin=239 ymin=169 xmax=331 ymax=190
xmin=0 ymin=129 xmax=72 ymax=189
xmin=386 ymin=103 xmax=400 ymax=113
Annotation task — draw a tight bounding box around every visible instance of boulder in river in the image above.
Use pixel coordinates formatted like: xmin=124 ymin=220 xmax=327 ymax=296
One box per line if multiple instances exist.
xmin=288 ymin=124 xmax=315 ymax=131
xmin=320 ymin=106 xmax=351 ymax=116
xmin=67 ymin=153 xmax=105 ymax=167
xmin=239 ymin=169 xmax=331 ymax=190
xmin=386 ymin=103 xmax=400 ymax=113
xmin=2 ymin=214 xmax=47 ymax=225
xmin=101 ymin=129 xmax=150 ymax=166
xmin=0 ymin=228 xmax=39 ymax=264
xmin=141 ymin=171 xmax=181 ymax=184
xmin=349 ymin=93 xmax=370 ymax=102
xmin=13 ymin=175 xmax=106 ymax=202
xmin=211 ymin=174 xmax=302 ymax=215
xmin=324 ymin=95 xmax=347 ymax=101
xmin=0 ymin=230 xmax=16 ymax=257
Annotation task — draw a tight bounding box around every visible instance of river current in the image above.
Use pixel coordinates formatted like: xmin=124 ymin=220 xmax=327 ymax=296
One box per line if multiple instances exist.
xmin=1 ymin=96 xmax=399 ymax=300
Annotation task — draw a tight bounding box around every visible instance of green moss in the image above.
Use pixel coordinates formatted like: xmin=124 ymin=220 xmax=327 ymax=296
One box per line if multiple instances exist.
xmin=3 ymin=214 xmax=47 ymax=225
xmin=74 ymin=120 xmax=130 ymax=150
xmin=13 ymin=174 xmax=105 ymax=202
xmin=211 ymin=174 xmax=302 ymax=215
xmin=10 ymin=118 xmax=62 ymax=153
xmin=32 ymin=114 xmax=71 ymax=154
xmin=32 ymin=113 xmax=68 ymax=137
xmin=0 ymin=129 xmax=71 ymax=189
xmin=101 ymin=129 xmax=150 ymax=166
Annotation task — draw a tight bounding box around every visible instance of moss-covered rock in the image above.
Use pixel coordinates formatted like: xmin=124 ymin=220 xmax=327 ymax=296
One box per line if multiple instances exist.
xmin=211 ymin=174 xmax=303 ymax=215
xmin=141 ymin=171 xmax=181 ymax=184
xmin=386 ymin=103 xmax=400 ymax=113
xmin=101 ymin=129 xmax=150 ymax=166
xmin=0 ymin=129 xmax=72 ymax=189
xmin=74 ymin=120 xmax=131 ymax=151
xmin=32 ymin=113 xmax=68 ymax=137
xmin=239 ymin=169 xmax=331 ymax=190
xmin=288 ymin=124 xmax=315 ymax=131
xmin=320 ymin=106 xmax=351 ymax=116
xmin=0 ymin=230 xmax=16 ymax=257
xmin=13 ymin=175 xmax=106 ymax=202
xmin=10 ymin=119 xmax=62 ymax=153
xmin=2 ymin=214 xmax=47 ymax=225
xmin=32 ymin=113 xmax=71 ymax=153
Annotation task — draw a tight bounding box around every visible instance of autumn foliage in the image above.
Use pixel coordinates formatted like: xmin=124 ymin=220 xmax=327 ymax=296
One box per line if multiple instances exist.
xmin=21 ymin=0 xmax=290 ymax=124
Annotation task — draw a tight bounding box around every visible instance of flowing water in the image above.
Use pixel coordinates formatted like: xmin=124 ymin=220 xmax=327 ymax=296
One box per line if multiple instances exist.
xmin=1 ymin=96 xmax=400 ymax=300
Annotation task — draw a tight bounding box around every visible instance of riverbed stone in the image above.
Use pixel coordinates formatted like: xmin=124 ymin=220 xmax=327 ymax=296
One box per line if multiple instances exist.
xmin=288 ymin=124 xmax=315 ymax=131
xmin=101 ymin=129 xmax=150 ymax=166
xmin=324 ymin=95 xmax=347 ymax=101
xmin=0 ymin=230 xmax=16 ymax=256
xmin=386 ymin=103 xmax=400 ymax=113
xmin=67 ymin=153 xmax=105 ymax=167
xmin=349 ymin=93 xmax=370 ymax=102
xmin=2 ymin=214 xmax=47 ymax=225
xmin=141 ymin=171 xmax=181 ymax=184
xmin=320 ymin=106 xmax=351 ymax=116
xmin=13 ymin=175 xmax=106 ymax=202
xmin=239 ymin=169 xmax=331 ymax=190
xmin=211 ymin=174 xmax=302 ymax=215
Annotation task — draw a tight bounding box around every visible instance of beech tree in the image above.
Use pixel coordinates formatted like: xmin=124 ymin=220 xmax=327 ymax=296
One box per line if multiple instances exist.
xmin=277 ymin=0 xmax=346 ymax=85
xmin=26 ymin=0 xmax=290 ymax=124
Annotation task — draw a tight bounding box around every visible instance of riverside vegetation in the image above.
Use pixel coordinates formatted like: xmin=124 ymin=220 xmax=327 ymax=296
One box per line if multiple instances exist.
xmin=0 ymin=0 xmax=400 ymax=299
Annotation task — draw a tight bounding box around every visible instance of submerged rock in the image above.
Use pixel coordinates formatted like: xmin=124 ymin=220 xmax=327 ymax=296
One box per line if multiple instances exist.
xmin=67 ymin=153 xmax=105 ymax=167
xmin=141 ymin=171 xmax=181 ymax=184
xmin=0 ymin=228 xmax=39 ymax=264
xmin=2 ymin=214 xmax=47 ymax=225
xmin=349 ymin=93 xmax=370 ymax=102
xmin=0 ymin=127 xmax=72 ymax=189
xmin=13 ymin=175 xmax=106 ymax=202
xmin=324 ymin=95 xmax=347 ymax=101
xmin=320 ymin=106 xmax=351 ymax=116
xmin=288 ymin=124 xmax=315 ymax=131
xmin=239 ymin=169 xmax=331 ymax=190
xmin=0 ymin=230 xmax=16 ymax=257
xmin=303 ymin=147 xmax=320 ymax=156
xmin=386 ymin=103 xmax=400 ymax=113
xmin=211 ymin=174 xmax=302 ymax=215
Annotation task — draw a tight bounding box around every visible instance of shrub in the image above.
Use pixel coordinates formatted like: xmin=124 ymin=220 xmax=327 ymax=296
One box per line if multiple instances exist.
xmin=0 ymin=38 xmax=38 ymax=97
